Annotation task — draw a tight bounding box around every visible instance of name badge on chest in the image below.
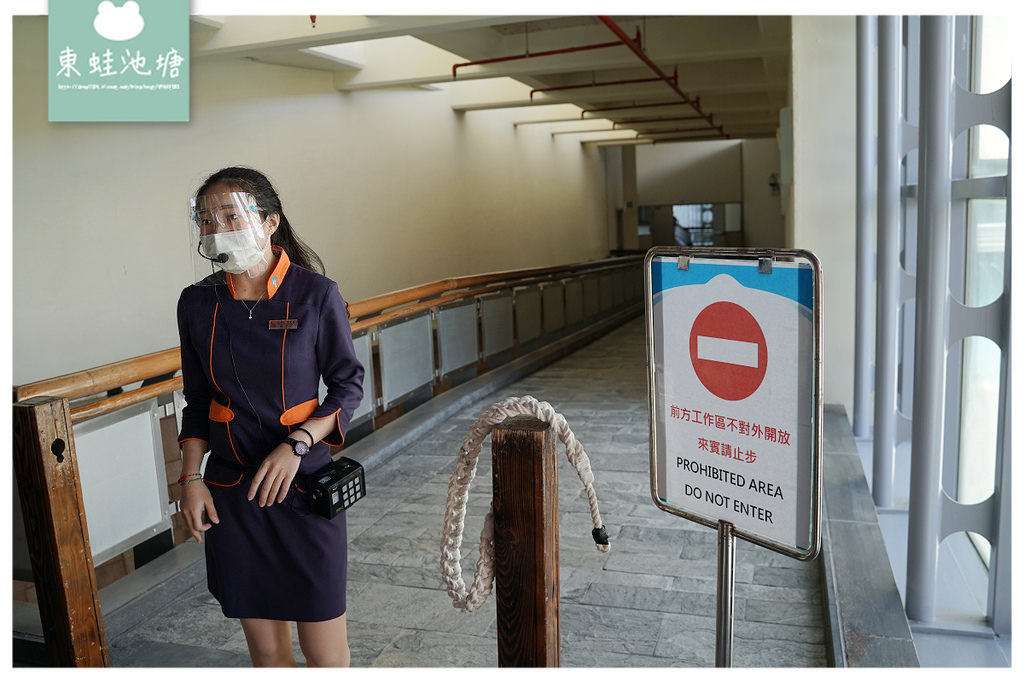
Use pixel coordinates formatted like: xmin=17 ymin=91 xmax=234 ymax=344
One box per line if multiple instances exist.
xmin=269 ymin=319 xmax=298 ymax=331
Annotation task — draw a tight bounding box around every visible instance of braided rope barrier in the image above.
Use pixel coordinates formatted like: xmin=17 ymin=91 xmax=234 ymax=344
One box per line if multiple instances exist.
xmin=440 ymin=396 xmax=610 ymax=612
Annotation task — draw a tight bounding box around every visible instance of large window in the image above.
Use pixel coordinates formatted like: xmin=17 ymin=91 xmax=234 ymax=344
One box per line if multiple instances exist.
xmin=956 ymin=16 xmax=1010 ymax=565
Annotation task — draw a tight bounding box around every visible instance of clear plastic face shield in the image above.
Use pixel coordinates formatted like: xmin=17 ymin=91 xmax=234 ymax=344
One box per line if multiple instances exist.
xmin=189 ymin=191 xmax=275 ymax=283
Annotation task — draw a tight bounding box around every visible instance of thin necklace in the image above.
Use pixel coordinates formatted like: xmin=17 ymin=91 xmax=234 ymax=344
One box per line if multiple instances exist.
xmin=241 ymin=292 xmax=264 ymax=319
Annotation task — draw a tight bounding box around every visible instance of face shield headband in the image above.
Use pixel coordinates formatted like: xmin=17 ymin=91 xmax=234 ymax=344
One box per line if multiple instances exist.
xmin=190 ymin=191 xmax=274 ymax=281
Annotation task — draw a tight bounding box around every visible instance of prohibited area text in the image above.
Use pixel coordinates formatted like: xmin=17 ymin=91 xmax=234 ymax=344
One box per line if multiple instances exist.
xmin=677 ymin=457 xmax=783 ymax=524
xmin=682 ymin=483 xmax=774 ymax=523
xmin=677 ymin=457 xmax=785 ymax=499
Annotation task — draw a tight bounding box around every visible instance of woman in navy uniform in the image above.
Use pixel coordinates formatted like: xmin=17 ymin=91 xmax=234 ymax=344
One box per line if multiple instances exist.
xmin=176 ymin=167 xmax=364 ymax=666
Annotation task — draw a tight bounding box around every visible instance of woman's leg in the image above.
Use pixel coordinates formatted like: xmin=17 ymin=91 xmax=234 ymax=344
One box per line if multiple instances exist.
xmin=240 ymin=618 xmax=296 ymax=667
xmin=296 ymin=613 xmax=350 ymax=667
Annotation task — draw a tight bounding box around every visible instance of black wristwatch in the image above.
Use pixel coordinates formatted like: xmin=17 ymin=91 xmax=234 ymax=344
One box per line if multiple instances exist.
xmin=284 ymin=436 xmax=310 ymax=457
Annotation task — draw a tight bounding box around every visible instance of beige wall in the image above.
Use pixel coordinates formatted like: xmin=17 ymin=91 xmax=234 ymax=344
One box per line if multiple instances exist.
xmin=12 ymin=15 xmax=861 ymax=419
xmin=634 ymin=138 xmax=784 ymax=248
xmin=790 ymin=16 xmax=858 ymax=415
xmin=741 ymin=138 xmax=785 ymax=248
xmin=12 ymin=17 xmax=611 ymax=384
xmin=637 ymin=139 xmax=743 ymax=205
xmin=620 ymin=145 xmax=639 ymax=250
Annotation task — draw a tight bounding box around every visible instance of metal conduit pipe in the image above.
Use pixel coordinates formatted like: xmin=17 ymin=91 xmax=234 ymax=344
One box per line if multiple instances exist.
xmin=873 ymin=15 xmax=901 ymax=508
xmin=597 ymin=16 xmax=725 ymax=138
xmin=530 ymin=72 xmax=673 ymax=100
xmin=635 ymin=124 xmax=718 ymax=139
xmin=581 ymin=99 xmax=701 ymax=119
xmin=649 ymin=133 xmax=724 ymax=145
xmin=906 ymin=15 xmax=955 ymax=624
xmin=853 ymin=15 xmax=876 ymax=441
xmin=452 ymin=29 xmax=641 ymax=79
xmin=611 ymin=114 xmax=707 ymax=129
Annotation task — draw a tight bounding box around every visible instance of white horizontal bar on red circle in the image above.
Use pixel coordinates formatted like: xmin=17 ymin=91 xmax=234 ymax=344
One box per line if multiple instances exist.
xmin=696 ymin=336 xmax=760 ymax=368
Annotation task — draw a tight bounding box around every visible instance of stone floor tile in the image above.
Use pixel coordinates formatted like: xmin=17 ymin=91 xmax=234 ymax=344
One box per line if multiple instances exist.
xmin=105 ymin=317 xmax=828 ymax=668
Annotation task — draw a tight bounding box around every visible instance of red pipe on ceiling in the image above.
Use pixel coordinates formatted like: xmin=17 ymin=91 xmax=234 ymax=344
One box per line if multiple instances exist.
xmin=651 ymin=134 xmax=726 ymax=145
xmin=452 ymin=29 xmax=642 ymax=79
xmin=636 ymin=124 xmax=719 ymax=139
xmin=581 ymin=99 xmax=701 ymax=119
xmin=612 ymin=114 xmax=708 ymax=129
xmin=530 ymin=69 xmax=675 ymax=101
xmin=597 ymin=16 xmax=725 ymax=138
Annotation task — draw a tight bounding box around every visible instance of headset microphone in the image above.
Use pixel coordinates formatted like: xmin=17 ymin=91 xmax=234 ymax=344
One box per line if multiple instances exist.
xmin=197 ymin=243 xmax=229 ymax=263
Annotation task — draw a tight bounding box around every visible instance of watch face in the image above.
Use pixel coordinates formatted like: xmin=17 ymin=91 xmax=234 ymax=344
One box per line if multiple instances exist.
xmin=290 ymin=438 xmax=309 ymax=456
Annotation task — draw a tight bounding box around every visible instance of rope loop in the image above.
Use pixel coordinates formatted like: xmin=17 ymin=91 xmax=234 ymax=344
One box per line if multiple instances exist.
xmin=439 ymin=396 xmax=609 ymax=613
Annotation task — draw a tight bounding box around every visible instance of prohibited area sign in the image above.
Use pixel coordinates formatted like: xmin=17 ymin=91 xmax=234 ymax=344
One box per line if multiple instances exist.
xmin=689 ymin=301 xmax=768 ymax=401
xmin=645 ymin=248 xmax=822 ymax=559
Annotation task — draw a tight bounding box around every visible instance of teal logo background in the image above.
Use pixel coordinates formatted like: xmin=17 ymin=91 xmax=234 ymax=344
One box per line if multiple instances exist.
xmin=49 ymin=0 xmax=189 ymax=122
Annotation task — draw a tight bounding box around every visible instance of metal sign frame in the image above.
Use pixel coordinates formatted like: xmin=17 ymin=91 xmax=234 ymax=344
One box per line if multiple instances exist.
xmin=645 ymin=247 xmax=823 ymax=561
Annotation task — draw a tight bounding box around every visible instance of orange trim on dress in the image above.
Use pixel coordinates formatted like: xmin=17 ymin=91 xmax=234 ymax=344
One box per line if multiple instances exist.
xmin=266 ymin=248 xmax=290 ymax=299
xmin=208 ymin=302 xmax=244 ymax=467
xmin=280 ymin=398 xmax=320 ymax=426
xmin=209 ymin=400 xmax=235 ymax=422
xmin=208 ymin=302 xmax=224 ymax=396
xmin=316 ymin=410 xmax=347 ymax=448
xmin=205 ymin=473 xmax=244 ymax=488
xmin=226 ymin=246 xmax=291 ymax=300
xmin=280 ymin=301 xmax=291 ymax=416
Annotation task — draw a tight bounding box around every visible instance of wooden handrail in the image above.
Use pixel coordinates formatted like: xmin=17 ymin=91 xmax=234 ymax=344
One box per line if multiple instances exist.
xmin=351 ymin=284 xmax=511 ymax=334
xmin=346 ymin=256 xmax=637 ymax=319
xmin=68 ymin=377 xmax=183 ymax=424
xmin=13 ymin=348 xmax=181 ymax=404
xmin=13 ymin=256 xmax=641 ymax=420
xmin=350 ymin=262 xmax=632 ymax=334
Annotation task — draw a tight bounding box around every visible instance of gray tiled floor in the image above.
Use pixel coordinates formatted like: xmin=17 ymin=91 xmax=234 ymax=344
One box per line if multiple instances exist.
xmin=109 ymin=317 xmax=829 ymax=667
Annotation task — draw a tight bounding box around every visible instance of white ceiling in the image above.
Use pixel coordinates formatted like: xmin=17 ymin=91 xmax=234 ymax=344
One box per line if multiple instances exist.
xmin=191 ymin=15 xmax=791 ymax=144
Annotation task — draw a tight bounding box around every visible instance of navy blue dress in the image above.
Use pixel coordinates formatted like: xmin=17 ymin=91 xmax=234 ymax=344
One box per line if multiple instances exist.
xmin=176 ymin=248 xmax=364 ymax=622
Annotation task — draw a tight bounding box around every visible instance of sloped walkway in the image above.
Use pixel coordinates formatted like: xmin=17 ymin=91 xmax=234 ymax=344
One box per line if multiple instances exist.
xmin=107 ymin=316 xmax=829 ymax=667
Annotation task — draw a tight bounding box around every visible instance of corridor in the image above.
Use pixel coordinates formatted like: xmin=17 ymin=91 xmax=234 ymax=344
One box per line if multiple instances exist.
xmin=107 ymin=316 xmax=829 ymax=667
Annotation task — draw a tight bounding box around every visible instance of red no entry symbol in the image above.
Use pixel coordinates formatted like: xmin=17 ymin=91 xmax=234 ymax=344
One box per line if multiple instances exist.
xmin=689 ymin=301 xmax=767 ymax=401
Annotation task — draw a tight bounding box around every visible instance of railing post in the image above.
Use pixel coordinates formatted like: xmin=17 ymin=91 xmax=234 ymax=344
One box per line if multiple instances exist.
xmin=12 ymin=396 xmax=110 ymax=666
xmin=906 ymin=15 xmax=954 ymax=623
xmin=491 ymin=415 xmax=560 ymax=667
xmin=853 ymin=14 xmax=876 ymax=440
xmin=872 ymin=14 xmax=902 ymax=508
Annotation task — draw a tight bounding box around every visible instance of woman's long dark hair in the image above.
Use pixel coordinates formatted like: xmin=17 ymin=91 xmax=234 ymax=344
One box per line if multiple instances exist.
xmin=196 ymin=166 xmax=325 ymax=274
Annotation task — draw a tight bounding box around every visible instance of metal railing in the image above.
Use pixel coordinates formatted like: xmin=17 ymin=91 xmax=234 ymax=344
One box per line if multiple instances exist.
xmin=14 ymin=255 xmax=642 ymax=428
xmin=11 ymin=254 xmax=643 ymax=666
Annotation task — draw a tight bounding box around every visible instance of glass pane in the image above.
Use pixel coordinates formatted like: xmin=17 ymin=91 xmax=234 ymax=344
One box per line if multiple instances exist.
xmin=957 ymin=336 xmax=1000 ymax=567
xmin=957 ymin=336 xmax=1000 ymax=496
xmin=963 ymin=199 xmax=1006 ymax=307
xmin=970 ymin=125 xmax=1009 ymax=179
xmin=968 ymin=532 xmax=991 ymax=564
xmin=973 ymin=17 xmax=1011 ymax=94
xmin=956 ymin=17 xmax=1009 ymax=569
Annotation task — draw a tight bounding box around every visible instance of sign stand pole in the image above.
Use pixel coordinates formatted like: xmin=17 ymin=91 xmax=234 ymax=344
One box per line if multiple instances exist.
xmin=646 ymin=249 xmax=824 ymax=667
xmin=715 ymin=520 xmax=736 ymax=667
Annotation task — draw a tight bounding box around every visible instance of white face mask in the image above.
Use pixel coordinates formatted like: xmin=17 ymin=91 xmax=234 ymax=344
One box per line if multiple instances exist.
xmin=201 ymin=228 xmax=270 ymax=275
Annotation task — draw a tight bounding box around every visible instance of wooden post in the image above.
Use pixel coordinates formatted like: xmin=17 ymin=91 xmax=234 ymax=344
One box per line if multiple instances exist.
xmin=491 ymin=415 xmax=560 ymax=667
xmin=12 ymin=396 xmax=110 ymax=666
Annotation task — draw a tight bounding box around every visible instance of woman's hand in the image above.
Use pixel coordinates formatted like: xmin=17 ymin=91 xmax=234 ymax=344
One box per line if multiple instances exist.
xmin=181 ymin=479 xmax=219 ymax=543
xmin=248 ymin=442 xmax=302 ymax=507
